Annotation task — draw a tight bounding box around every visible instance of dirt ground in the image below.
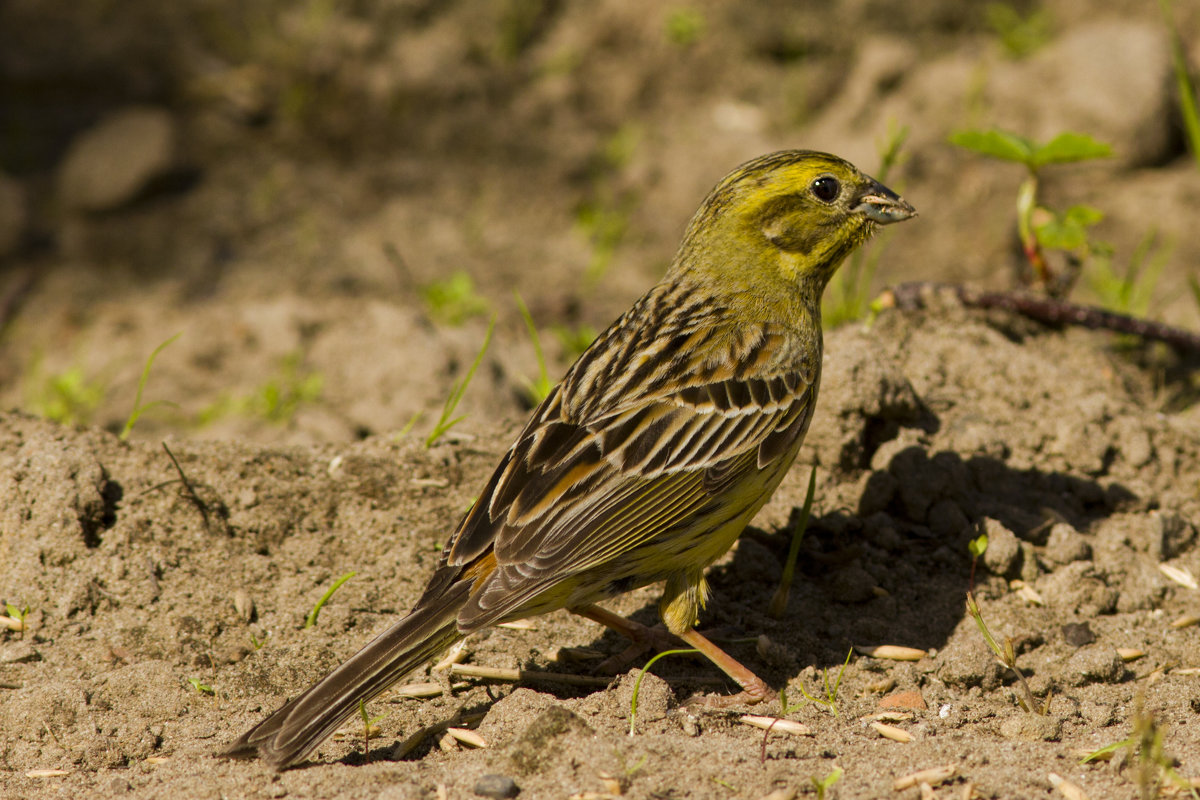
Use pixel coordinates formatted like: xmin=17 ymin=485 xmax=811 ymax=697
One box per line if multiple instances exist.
xmin=2 ymin=2 xmax=1200 ymax=799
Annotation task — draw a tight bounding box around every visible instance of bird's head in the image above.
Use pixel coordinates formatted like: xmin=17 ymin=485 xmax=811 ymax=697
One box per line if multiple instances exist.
xmin=674 ymin=150 xmax=916 ymax=301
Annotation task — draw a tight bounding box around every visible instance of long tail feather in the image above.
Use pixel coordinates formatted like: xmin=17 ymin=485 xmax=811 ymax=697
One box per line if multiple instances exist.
xmin=221 ymin=583 xmax=469 ymax=770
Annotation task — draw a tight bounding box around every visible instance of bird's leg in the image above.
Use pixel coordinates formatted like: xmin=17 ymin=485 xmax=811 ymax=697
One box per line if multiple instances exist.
xmin=569 ymin=603 xmax=683 ymax=673
xmin=570 ymin=605 xmax=768 ymax=705
xmin=677 ymin=628 xmax=770 ymax=707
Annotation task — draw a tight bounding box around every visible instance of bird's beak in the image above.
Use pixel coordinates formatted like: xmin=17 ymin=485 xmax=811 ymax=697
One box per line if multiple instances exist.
xmin=851 ymin=179 xmax=917 ymax=225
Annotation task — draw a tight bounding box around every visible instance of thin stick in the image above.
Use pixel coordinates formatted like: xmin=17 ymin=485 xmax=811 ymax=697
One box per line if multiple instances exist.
xmin=880 ymin=282 xmax=1200 ymax=353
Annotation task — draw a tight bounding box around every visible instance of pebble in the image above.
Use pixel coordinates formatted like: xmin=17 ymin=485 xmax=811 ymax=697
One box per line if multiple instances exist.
xmin=1061 ymin=645 xmax=1125 ymax=687
xmin=1044 ymin=523 xmax=1092 ymax=566
xmin=57 ymin=106 xmax=177 ymax=212
xmin=927 ymin=498 xmax=968 ymax=538
xmin=878 ymin=690 xmax=927 ymax=711
xmin=999 ymin=713 xmax=1063 ymax=742
xmin=937 ymin=642 xmax=1003 ymax=691
xmin=1060 ymin=622 xmax=1096 ymax=648
xmin=830 ymin=564 xmax=877 ymax=604
xmin=978 ymin=518 xmax=1021 ymax=578
xmin=1145 ymin=511 xmax=1197 ymax=561
xmin=474 ymin=775 xmax=520 ymax=799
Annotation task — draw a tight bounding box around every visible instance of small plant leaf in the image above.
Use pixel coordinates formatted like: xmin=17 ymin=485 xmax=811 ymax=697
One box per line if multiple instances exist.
xmin=1031 ymin=132 xmax=1113 ymax=167
xmin=1034 ymin=204 xmax=1104 ymax=251
xmin=305 ymin=571 xmax=357 ymax=629
xmin=949 ymin=129 xmax=1036 ymax=164
xmin=968 ymin=534 xmax=989 ymax=559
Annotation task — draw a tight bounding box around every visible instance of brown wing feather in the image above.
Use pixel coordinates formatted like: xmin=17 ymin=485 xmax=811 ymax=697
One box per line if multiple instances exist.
xmin=442 ymin=307 xmax=817 ymax=630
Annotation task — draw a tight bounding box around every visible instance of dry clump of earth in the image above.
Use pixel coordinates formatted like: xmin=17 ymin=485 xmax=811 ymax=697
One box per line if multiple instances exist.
xmin=2 ymin=1 xmax=1200 ymax=799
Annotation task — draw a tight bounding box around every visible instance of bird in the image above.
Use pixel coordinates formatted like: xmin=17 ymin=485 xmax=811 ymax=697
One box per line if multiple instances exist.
xmin=221 ymin=149 xmax=916 ymax=770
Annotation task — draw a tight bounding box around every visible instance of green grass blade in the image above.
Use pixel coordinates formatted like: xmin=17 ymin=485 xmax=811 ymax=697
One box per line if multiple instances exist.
xmin=120 ymin=333 xmax=181 ymax=441
xmin=629 ymin=648 xmax=699 ymax=735
xmin=426 ymin=317 xmax=496 ymax=447
xmin=305 ymin=571 xmax=356 ymax=628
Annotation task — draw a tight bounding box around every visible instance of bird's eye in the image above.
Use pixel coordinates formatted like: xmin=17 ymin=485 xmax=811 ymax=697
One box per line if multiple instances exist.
xmin=810 ymin=176 xmax=840 ymax=203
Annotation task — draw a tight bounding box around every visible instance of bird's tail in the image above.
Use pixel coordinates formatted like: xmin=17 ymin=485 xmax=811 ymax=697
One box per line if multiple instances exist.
xmin=220 ymin=582 xmax=469 ymax=770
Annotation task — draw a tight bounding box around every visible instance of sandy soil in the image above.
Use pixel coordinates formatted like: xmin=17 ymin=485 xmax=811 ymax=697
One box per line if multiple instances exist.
xmin=2 ymin=2 xmax=1200 ymax=798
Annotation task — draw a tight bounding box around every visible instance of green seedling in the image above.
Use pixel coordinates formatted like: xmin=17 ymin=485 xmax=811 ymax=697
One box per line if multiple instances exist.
xmin=965 ymin=591 xmax=1045 ymax=715
xmin=421 ymin=271 xmax=489 ymax=326
xmin=305 ymin=571 xmax=356 ymax=629
xmin=665 ymin=8 xmax=705 ymax=47
xmin=25 ymin=361 xmax=106 ymax=427
xmin=796 ymin=648 xmax=852 ymax=716
xmin=629 ymin=648 xmax=699 ymax=735
xmin=3 ymin=603 xmax=30 ymax=639
xmin=949 ymin=127 xmax=1112 ymax=294
xmin=252 ymin=353 xmax=323 ymax=424
xmin=425 ymin=317 xmax=495 ymax=448
xmin=357 ymin=698 xmax=386 ymax=764
xmin=196 ymin=352 xmax=323 ymax=426
xmin=249 ymin=632 xmax=267 ymax=651
xmin=966 ymin=534 xmax=1044 ymax=714
xmin=825 ymin=121 xmax=908 ymax=328
xmin=1161 ymin=0 xmax=1200 ymax=170
xmin=1082 ymin=699 xmax=1199 ymax=800
xmin=811 ymin=766 xmax=844 ymax=800
xmin=968 ymin=531 xmax=988 ymax=590
xmin=985 ymin=1 xmax=1052 ymax=58
xmin=757 ymin=687 xmax=808 ymax=762
xmin=187 ymin=677 xmax=215 ymax=695
xmin=1085 ymin=229 xmax=1173 ymax=320
xmin=768 ymin=466 xmax=817 ymax=618
xmin=514 ymin=292 xmax=554 ymax=405
xmin=120 ymin=333 xmax=181 ymax=440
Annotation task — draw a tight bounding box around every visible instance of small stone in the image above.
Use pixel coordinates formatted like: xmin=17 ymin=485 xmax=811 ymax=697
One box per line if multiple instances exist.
xmin=1080 ymin=700 xmax=1117 ymax=728
xmin=1044 ymin=523 xmax=1092 ymax=566
xmin=1036 ymin=562 xmax=1119 ymax=616
xmin=1061 ymin=622 xmax=1096 ymax=648
xmin=829 ymin=564 xmax=877 ymax=604
xmin=1145 ymin=512 xmax=1197 ymax=561
xmin=58 ymin=106 xmax=177 ymax=212
xmin=999 ymin=714 xmax=1062 ymax=742
xmin=474 ymin=775 xmax=520 ymax=799
xmin=233 ymin=590 xmax=256 ymax=623
xmin=864 ymin=513 xmax=903 ymax=551
xmin=927 ymin=499 xmax=968 ymax=538
xmin=937 ymin=642 xmax=1004 ymax=691
xmin=858 ymin=472 xmax=898 ymax=517
xmin=1061 ymin=645 xmax=1125 ymax=687
xmin=978 ymin=519 xmax=1021 ymax=578
xmin=678 ymin=712 xmax=701 ymax=737
xmin=878 ymin=690 xmax=927 ymax=711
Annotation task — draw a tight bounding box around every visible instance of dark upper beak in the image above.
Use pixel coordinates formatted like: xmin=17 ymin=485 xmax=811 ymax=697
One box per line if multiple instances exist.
xmin=851 ymin=178 xmax=917 ymax=225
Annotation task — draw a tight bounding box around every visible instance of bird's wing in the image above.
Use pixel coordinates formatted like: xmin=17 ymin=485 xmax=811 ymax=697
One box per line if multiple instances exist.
xmin=441 ymin=318 xmax=818 ymax=629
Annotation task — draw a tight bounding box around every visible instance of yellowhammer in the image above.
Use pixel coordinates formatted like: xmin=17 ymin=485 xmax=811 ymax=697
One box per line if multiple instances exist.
xmin=223 ymin=149 xmax=916 ymax=770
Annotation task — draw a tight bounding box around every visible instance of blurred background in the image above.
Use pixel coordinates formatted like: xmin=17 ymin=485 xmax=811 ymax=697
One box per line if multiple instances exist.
xmin=0 ymin=0 xmax=1197 ymax=445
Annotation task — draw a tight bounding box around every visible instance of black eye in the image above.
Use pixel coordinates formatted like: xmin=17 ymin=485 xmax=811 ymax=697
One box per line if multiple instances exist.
xmin=811 ymin=176 xmax=840 ymax=203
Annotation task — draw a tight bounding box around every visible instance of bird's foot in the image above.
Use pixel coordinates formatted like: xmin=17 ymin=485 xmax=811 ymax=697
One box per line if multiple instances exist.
xmin=683 ymin=676 xmax=771 ymax=709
